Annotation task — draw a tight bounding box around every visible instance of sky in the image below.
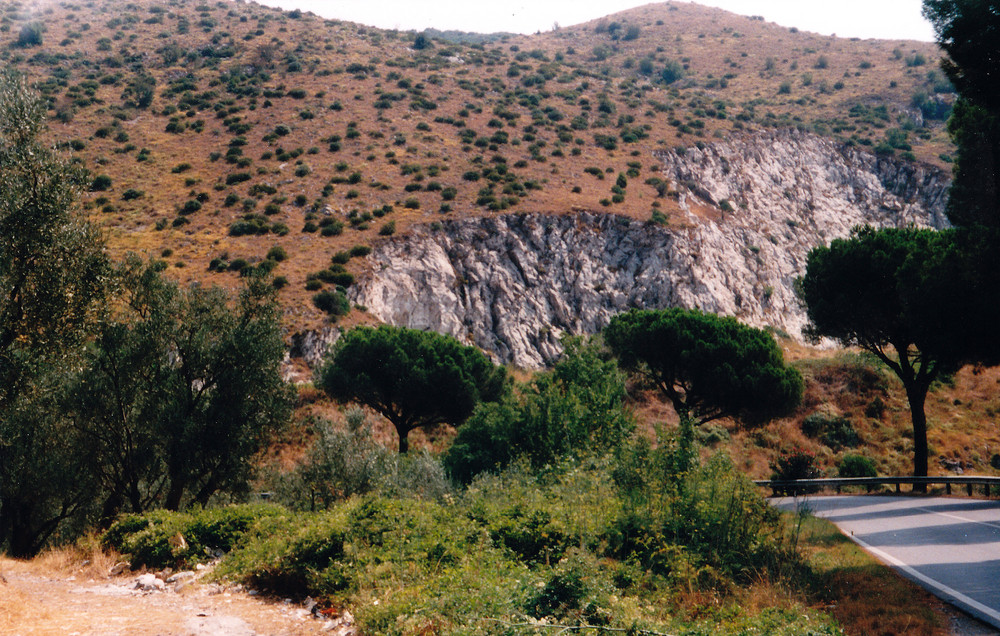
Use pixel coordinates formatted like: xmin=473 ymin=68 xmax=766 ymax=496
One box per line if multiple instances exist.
xmin=250 ymin=0 xmax=936 ymax=42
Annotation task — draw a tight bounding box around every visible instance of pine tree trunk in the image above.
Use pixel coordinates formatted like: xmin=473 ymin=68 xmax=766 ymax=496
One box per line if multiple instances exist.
xmin=907 ymin=385 xmax=929 ymax=493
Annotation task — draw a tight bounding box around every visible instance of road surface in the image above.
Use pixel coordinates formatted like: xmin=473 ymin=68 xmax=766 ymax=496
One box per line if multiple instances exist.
xmin=774 ymin=495 xmax=1000 ymax=630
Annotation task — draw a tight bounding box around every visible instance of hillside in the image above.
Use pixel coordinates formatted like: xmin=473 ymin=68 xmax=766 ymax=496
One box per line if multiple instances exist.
xmin=1 ymin=0 xmax=952 ymax=340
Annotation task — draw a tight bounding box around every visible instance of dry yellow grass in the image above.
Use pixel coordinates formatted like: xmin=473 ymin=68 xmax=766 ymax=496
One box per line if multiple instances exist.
xmin=798 ymin=515 xmax=950 ymax=636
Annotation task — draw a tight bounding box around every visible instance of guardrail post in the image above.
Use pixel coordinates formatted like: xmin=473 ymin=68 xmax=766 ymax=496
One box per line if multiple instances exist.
xmin=895 ymin=482 xmax=901 ymax=493
xmin=967 ymin=482 xmax=973 ymax=496
xmin=946 ymin=482 xmax=952 ymax=495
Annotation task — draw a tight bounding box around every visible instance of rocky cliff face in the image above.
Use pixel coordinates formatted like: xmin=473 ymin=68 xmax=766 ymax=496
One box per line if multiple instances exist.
xmin=351 ymin=130 xmax=951 ymax=368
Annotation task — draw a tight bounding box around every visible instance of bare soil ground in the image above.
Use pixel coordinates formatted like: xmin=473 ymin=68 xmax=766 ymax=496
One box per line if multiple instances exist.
xmin=0 ymin=556 xmax=340 ymax=636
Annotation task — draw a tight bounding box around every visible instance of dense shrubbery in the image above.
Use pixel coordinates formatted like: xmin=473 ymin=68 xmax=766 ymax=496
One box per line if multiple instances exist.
xmin=445 ymin=336 xmax=632 ymax=482
xmin=102 ymin=505 xmax=288 ymax=569
xmin=106 ymin=444 xmax=831 ymax=634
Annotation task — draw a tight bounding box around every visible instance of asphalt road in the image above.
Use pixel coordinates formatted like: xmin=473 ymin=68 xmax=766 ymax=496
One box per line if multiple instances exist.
xmin=773 ymin=495 xmax=1000 ymax=630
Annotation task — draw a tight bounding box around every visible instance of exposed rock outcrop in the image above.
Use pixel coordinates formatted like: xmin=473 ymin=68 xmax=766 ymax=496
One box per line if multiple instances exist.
xmin=352 ymin=130 xmax=950 ymax=368
xmin=287 ymin=327 xmax=340 ymax=368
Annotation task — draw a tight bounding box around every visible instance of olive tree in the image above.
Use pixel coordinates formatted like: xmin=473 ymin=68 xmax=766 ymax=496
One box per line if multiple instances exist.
xmin=320 ymin=325 xmax=506 ymax=453
xmin=0 ymin=72 xmax=112 ymax=556
xmin=69 ymin=259 xmax=295 ymax=517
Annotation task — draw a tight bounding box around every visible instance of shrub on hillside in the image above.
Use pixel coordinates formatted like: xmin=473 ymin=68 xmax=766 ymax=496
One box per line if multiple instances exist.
xmin=17 ymin=22 xmax=45 ymax=47
xmin=838 ymin=454 xmax=878 ymax=478
xmin=769 ymin=447 xmax=821 ymax=495
xmin=90 ymin=174 xmax=112 ymax=191
xmin=312 ymin=290 xmax=349 ymax=317
xmin=802 ymin=412 xmax=861 ymax=450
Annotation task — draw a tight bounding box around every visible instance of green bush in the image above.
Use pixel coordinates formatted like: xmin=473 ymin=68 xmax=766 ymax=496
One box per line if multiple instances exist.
xmin=331 ymin=251 xmax=350 ymax=264
xmin=219 ymin=514 xmax=349 ymax=597
xmin=769 ymin=447 xmax=821 ymax=495
xmin=610 ymin=447 xmax=789 ymax=584
xmin=801 ymin=412 xmax=861 ymax=450
xmin=17 ymin=22 xmax=45 ymax=47
xmin=90 ymin=174 xmax=112 ymax=191
xmin=266 ymin=245 xmax=287 ymax=262
xmin=838 ymin=454 xmax=877 ymax=478
xmin=313 ymin=290 xmax=350 ymax=317
xmin=262 ymin=409 xmax=451 ymax=513
xmin=445 ymin=336 xmax=633 ymax=483
xmin=102 ymin=505 xmax=287 ymax=569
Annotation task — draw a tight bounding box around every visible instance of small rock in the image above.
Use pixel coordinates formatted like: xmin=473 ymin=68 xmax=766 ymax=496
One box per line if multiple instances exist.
xmin=109 ymin=562 xmax=130 ymax=577
xmin=325 ymin=610 xmax=356 ymax=635
xmin=135 ymin=573 xmax=166 ymax=592
xmin=166 ymin=571 xmax=196 ymax=585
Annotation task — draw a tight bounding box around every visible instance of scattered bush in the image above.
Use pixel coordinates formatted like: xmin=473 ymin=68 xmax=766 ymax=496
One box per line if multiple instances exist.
xmin=17 ymin=22 xmax=45 ymax=47
xmin=266 ymin=246 xmax=287 ymax=262
xmin=90 ymin=175 xmax=112 ymax=191
xmin=313 ymin=290 xmax=350 ymax=317
xmin=801 ymin=412 xmax=861 ymax=450
xmin=838 ymin=454 xmax=877 ymax=478
xmin=769 ymin=447 xmax=821 ymax=495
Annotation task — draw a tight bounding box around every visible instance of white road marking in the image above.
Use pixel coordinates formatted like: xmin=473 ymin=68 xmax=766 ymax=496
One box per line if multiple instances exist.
xmin=913 ymin=506 xmax=1000 ymax=532
xmin=847 ymin=532 xmax=1000 ymax=627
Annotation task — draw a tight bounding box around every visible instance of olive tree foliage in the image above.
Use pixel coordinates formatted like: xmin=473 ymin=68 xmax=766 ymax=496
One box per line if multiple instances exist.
xmin=0 ymin=72 xmax=112 ymax=557
xmin=320 ymin=325 xmax=507 ymax=453
xmin=604 ymin=308 xmax=802 ymax=427
xmin=801 ymin=225 xmax=1000 ymax=481
xmin=68 ymin=258 xmax=295 ymax=518
xmin=263 ymin=408 xmax=452 ymax=511
xmin=444 ymin=336 xmax=634 ymax=483
xmin=923 ymin=0 xmax=1000 ymax=226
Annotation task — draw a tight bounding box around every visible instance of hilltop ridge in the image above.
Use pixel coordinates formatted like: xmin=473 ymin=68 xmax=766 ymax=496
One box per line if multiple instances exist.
xmin=0 ymin=0 xmax=952 ymax=339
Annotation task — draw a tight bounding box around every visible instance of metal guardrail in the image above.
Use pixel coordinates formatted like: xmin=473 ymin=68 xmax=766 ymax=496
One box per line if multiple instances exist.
xmin=753 ymin=476 xmax=1000 ymax=497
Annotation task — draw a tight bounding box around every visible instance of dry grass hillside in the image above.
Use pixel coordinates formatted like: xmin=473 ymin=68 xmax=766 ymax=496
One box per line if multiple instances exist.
xmin=1 ymin=0 xmax=951 ymax=333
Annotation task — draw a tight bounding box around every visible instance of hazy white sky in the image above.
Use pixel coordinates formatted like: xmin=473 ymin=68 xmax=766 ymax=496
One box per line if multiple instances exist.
xmin=251 ymin=0 xmax=936 ymax=41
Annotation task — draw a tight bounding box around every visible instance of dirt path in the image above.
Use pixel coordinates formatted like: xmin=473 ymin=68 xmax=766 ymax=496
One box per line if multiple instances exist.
xmin=0 ymin=556 xmax=349 ymax=635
